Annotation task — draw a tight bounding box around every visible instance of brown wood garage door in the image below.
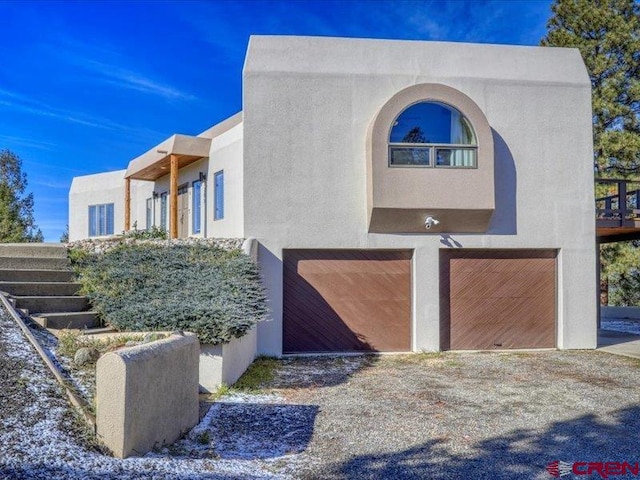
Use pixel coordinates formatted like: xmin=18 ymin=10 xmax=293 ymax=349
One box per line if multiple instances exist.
xmin=440 ymin=249 xmax=556 ymax=350
xmin=283 ymin=250 xmax=412 ymax=353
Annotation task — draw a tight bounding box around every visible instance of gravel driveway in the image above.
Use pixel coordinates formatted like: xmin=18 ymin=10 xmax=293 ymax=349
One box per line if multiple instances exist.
xmin=3 ymin=297 xmax=640 ymax=479
xmin=259 ymin=353 xmax=640 ymax=479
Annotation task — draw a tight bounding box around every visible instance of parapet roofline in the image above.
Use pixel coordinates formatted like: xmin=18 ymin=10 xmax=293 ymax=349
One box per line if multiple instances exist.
xmin=243 ymin=35 xmax=590 ymax=87
xmin=125 ymin=112 xmax=242 ymax=181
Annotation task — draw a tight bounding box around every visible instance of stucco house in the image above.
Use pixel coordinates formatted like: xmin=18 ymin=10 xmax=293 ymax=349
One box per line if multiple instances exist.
xmin=69 ymin=35 xmax=598 ymax=356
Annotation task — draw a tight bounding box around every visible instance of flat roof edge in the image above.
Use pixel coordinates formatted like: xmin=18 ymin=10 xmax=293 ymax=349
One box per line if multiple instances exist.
xmin=198 ymin=111 xmax=243 ymax=139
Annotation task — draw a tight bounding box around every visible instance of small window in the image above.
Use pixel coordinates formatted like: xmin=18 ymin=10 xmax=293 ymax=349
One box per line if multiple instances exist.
xmin=160 ymin=192 xmax=168 ymax=231
xmin=389 ymin=101 xmax=477 ymax=168
xmin=192 ymin=180 xmax=202 ymax=234
xmin=214 ymin=171 xmax=224 ymax=220
xmin=88 ymin=203 xmax=114 ymax=237
xmin=145 ymin=198 xmax=153 ymax=230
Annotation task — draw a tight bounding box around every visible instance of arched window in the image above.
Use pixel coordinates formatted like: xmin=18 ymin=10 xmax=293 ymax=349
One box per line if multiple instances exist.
xmin=389 ymin=101 xmax=477 ymax=168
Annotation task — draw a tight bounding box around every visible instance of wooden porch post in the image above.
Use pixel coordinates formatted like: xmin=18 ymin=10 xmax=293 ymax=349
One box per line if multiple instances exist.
xmin=170 ymin=154 xmax=178 ymax=239
xmin=124 ymin=177 xmax=131 ymax=231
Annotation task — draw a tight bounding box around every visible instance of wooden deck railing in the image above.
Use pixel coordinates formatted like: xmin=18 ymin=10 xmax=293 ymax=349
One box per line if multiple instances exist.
xmin=595 ymin=178 xmax=640 ymax=225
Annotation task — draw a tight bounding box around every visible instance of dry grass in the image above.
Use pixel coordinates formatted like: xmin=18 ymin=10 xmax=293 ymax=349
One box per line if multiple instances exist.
xmin=57 ymin=330 xmax=168 ymax=364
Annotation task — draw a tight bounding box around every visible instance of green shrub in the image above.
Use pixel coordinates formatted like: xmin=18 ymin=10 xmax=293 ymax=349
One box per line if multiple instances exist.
xmin=70 ymin=243 xmax=268 ymax=344
xmin=123 ymin=223 xmax=168 ymax=240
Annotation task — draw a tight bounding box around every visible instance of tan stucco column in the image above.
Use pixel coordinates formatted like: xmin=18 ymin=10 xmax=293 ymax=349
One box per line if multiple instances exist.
xmin=170 ymin=154 xmax=178 ymax=239
xmin=124 ymin=177 xmax=131 ymax=231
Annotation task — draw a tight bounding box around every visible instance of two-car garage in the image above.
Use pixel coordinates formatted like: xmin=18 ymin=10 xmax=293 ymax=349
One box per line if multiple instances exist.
xmin=282 ymin=249 xmax=557 ymax=354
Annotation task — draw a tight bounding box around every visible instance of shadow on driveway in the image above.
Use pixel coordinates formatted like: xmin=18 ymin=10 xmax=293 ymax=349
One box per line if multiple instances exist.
xmin=598 ymin=328 xmax=640 ymax=359
xmin=208 ymin=402 xmax=319 ymax=459
xmin=318 ymin=405 xmax=640 ymax=479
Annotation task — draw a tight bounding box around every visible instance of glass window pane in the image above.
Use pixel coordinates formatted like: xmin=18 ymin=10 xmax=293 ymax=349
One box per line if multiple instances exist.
xmin=160 ymin=193 xmax=167 ymax=231
xmin=390 ymin=101 xmax=476 ymax=145
xmin=214 ymin=171 xmax=224 ymax=220
xmin=88 ymin=205 xmax=96 ymax=237
xmin=106 ymin=203 xmax=114 ymax=235
xmin=435 ymin=148 xmax=477 ymax=167
xmin=146 ymin=198 xmax=152 ymax=230
xmin=390 ymin=147 xmax=431 ymax=166
xmin=192 ymin=181 xmax=201 ymax=234
xmin=98 ymin=204 xmax=106 ymax=236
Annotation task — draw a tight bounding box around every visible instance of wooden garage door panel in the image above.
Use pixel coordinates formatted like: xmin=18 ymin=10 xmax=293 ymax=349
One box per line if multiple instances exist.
xmin=283 ymin=250 xmax=411 ymax=353
xmin=441 ymin=250 xmax=556 ymax=350
xmin=451 ymin=270 xmax=554 ymax=300
xmin=299 ymin=273 xmax=411 ymax=300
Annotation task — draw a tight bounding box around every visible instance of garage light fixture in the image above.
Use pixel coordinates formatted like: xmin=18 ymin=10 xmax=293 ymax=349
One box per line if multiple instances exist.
xmin=425 ymin=216 xmax=440 ymax=230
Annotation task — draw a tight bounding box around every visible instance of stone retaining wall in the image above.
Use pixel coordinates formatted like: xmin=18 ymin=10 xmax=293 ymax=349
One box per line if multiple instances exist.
xmin=68 ymin=236 xmax=244 ymax=255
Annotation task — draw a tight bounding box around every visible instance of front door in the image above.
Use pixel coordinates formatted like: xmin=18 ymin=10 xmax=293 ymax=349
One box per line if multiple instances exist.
xmin=177 ymin=184 xmax=189 ymax=238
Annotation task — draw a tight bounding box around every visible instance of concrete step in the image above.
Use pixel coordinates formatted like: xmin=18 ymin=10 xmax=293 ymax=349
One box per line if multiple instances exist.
xmin=32 ymin=311 xmax=99 ymax=330
xmin=80 ymin=326 xmax=114 ymax=336
xmin=0 ymin=257 xmax=70 ymax=270
xmin=47 ymin=325 xmax=115 ymax=339
xmin=0 ymin=243 xmax=68 ymax=258
xmin=13 ymin=295 xmax=89 ymax=313
xmin=0 ymin=282 xmax=81 ymax=297
xmin=0 ymin=269 xmax=75 ymax=282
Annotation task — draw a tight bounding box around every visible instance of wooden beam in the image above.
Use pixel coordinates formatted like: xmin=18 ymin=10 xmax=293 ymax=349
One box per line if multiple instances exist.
xmin=124 ymin=177 xmax=131 ymax=231
xmin=597 ymin=231 xmax=640 ymax=244
xmin=170 ymin=154 xmax=178 ymax=239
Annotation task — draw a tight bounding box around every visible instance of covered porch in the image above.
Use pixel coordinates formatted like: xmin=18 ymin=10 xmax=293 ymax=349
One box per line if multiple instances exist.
xmin=124 ymin=134 xmax=211 ymax=239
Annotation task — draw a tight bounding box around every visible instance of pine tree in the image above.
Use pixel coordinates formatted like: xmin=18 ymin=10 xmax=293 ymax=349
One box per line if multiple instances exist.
xmin=0 ymin=149 xmax=43 ymax=242
xmin=542 ymin=0 xmax=640 ymax=178
xmin=542 ymin=0 xmax=640 ymax=305
xmin=60 ymin=225 xmax=69 ymax=243
xmin=402 ymin=127 xmax=427 ymax=143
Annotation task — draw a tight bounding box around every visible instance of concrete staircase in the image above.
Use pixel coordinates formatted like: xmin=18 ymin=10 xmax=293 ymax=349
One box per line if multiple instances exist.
xmin=0 ymin=243 xmax=100 ymax=330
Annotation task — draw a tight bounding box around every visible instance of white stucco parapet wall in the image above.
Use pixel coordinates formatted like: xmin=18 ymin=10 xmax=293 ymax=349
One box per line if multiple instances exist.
xmin=69 ymin=170 xmax=154 ymax=242
xmin=242 ymin=36 xmax=596 ymax=355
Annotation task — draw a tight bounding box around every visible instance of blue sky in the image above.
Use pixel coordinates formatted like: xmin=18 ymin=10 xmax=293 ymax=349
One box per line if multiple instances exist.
xmin=0 ymin=0 xmax=552 ymax=241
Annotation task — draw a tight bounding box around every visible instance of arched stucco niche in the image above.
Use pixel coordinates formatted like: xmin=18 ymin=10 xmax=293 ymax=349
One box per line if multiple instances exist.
xmin=366 ymin=83 xmax=495 ymax=233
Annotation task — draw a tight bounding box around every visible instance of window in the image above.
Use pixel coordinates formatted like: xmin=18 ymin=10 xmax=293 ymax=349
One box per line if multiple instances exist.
xmin=389 ymin=101 xmax=477 ymax=168
xmin=214 ymin=171 xmax=224 ymax=220
xmin=88 ymin=203 xmax=114 ymax=237
xmin=192 ymin=180 xmax=202 ymax=234
xmin=145 ymin=198 xmax=153 ymax=230
xmin=160 ymin=192 xmax=168 ymax=231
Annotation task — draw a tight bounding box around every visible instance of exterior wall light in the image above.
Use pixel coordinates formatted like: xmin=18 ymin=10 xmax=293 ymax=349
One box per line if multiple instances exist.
xmin=425 ymin=216 xmax=440 ymax=230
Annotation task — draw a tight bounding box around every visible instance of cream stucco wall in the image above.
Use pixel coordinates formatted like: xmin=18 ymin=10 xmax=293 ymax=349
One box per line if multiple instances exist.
xmin=69 ymin=170 xmax=153 ymax=242
xmin=204 ymin=122 xmax=244 ymax=238
xmin=242 ymin=36 xmax=597 ymax=356
xmin=68 ymin=36 xmax=598 ymax=358
xmin=149 ymin=121 xmax=244 ymax=238
xmin=68 ymin=115 xmax=243 ymax=241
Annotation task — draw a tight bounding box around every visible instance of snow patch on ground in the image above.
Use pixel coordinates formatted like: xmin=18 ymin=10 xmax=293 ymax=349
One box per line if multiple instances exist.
xmin=29 ymin=324 xmax=95 ymax=403
xmin=0 ymin=304 xmax=303 ymax=480
xmin=602 ymin=319 xmax=640 ymax=335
